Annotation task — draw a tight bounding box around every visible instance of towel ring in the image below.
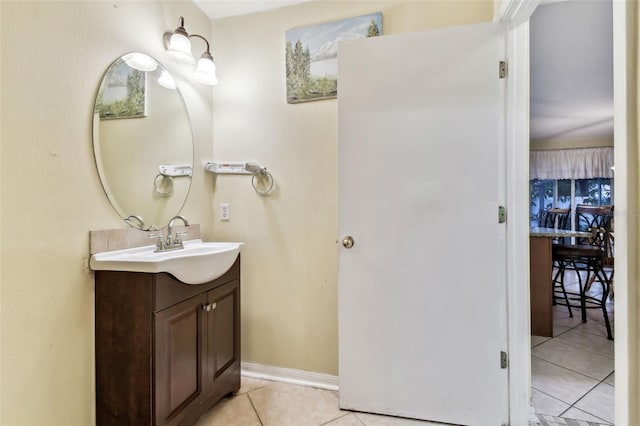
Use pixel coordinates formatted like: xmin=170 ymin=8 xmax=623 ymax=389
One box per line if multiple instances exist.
xmin=251 ymin=167 xmax=274 ymax=195
xmin=154 ymin=173 xmax=174 ymax=197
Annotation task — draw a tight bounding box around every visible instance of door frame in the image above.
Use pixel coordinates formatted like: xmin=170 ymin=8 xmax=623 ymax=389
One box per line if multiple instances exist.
xmin=496 ymin=1 xmax=637 ymax=425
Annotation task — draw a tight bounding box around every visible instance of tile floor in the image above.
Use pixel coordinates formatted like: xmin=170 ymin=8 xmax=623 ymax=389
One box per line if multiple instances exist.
xmin=531 ymin=271 xmax=615 ymax=425
xmin=195 ymin=377 xmax=446 ymax=426
xmin=197 ymin=270 xmax=614 ymax=426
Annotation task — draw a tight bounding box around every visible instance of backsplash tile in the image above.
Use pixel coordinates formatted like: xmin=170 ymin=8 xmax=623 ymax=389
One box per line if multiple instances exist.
xmin=107 ymin=229 xmax=129 ymax=251
xmin=90 ymin=230 xmax=109 ymax=255
xmin=90 ymin=224 xmax=201 ymax=255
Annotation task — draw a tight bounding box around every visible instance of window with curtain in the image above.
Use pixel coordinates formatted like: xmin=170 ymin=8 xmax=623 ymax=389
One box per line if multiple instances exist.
xmin=529 ymin=148 xmax=614 ymax=226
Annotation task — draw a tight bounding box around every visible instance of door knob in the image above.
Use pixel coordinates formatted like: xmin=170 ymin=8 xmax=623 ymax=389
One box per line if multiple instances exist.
xmin=342 ymin=236 xmax=354 ymax=249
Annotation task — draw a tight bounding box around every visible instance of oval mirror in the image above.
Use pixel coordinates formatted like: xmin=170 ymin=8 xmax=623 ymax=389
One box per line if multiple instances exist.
xmin=92 ymin=53 xmax=193 ymax=231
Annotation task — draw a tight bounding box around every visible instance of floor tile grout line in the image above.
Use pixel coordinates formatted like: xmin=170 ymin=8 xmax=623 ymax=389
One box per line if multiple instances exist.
xmin=532 ymin=353 xmax=614 ymax=382
xmin=554 ymin=314 xmax=613 ymax=327
xmin=531 ymin=355 xmax=613 ymax=383
xmin=538 ymin=334 xmax=615 ymax=360
xmin=533 ymin=335 xmax=612 ymax=360
xmin=246 ymin=391 xmax=265 ymax=426
xmin=551 ymin=338 xmax=615 ymax=360
xmin=557 ymin=374 xmax=614 ymax=424
xmin=531 ymin=339 xmax=551 ymax=349
xmin=319 ymin=412 xmax=355 ymax=426
xmin=531 ymin=385 xmax=578 ymax=407
xmin=558 ymin=404 xmax=613 ymax=425
xmin=551 ymin=327 xmax=574 ymax=338
xmin=352 ymin=412 xmax=366 ymax=425
xmin=239 ymin=384 xmax=270 ymax=395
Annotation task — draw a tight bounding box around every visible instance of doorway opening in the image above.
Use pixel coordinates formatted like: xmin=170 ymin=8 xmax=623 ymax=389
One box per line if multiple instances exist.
xmin=528 ymin=1 xmax=614 ymax=424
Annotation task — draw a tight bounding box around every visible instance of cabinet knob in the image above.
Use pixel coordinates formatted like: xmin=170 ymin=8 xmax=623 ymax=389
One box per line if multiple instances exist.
xmin=201 ymin=302 xmax=217 ymax=312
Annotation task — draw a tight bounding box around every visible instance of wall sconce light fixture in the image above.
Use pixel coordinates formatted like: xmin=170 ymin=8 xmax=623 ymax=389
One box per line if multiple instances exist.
xmin=163 ymin=16 xmax=218 ymax=86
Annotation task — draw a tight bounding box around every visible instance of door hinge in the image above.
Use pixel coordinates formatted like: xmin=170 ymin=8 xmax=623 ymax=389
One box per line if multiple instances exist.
xmin=498 ymin=206 xmax=507 ymax=223
xmin=500 ymin=351 xmax=508 ymax=369
xmin=499 ymin=61 xmax=507 ymax=79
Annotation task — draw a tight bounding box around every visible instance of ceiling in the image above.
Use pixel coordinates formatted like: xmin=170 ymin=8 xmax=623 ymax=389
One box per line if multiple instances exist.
xmin=193 ymin=0 xmax=310 ymax=21
xmin=193 ymin=0 xmax=614 ymax=143
xmin=530 ymin=0 xmax=613 ymax=141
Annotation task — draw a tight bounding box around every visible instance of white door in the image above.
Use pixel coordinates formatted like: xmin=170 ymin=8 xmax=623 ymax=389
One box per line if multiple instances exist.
xmin=338 ymin=22 xmax=508 ymax=426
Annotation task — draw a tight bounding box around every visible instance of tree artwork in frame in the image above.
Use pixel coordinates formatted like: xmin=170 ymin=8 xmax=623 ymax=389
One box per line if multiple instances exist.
xmin=285 ymin=12 xmax=382 ymax=103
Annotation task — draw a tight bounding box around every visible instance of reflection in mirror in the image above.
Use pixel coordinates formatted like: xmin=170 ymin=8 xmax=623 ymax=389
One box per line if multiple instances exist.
xmin=92 ymin=53 xmax=193 ymax=231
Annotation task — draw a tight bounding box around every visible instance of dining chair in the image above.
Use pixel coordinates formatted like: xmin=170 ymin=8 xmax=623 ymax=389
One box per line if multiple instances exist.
xmin=540 ymin=207 xmax=571 ymax=230
xmin=540 ymin=207 xmax=571 ymax=245
xmin=551 ymin=205 xmax=614 ymax=340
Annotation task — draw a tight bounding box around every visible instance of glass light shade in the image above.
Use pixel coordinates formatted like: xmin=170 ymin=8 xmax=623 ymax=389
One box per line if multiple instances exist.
xmin=122 ymin=53 xmax=158 ymax=72
xmin=193 ymin=57 xmax=218 ymax=86
xmin=157 ymin=70 xmax=177 ymax=90
xmin=167 ymin=33 xmax=194 ymax=64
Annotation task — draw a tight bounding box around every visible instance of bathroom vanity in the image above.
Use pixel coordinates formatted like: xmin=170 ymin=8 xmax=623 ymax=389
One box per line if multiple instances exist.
xmin=91 ymin=54 xmax=242 ymax=425
xmin=95 ymin=257 xmax=241 ymax=426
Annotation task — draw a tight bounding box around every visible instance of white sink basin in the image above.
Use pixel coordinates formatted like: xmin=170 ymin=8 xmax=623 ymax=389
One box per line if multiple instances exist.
xmin=90 ymin=239 xmax=243 ymax=284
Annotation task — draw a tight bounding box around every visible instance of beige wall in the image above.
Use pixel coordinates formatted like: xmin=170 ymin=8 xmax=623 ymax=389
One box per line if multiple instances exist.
xmin=210 ymin=1 xmax=493 ymax=376
xmin=0 ymin=2 xmax=214 ymax=425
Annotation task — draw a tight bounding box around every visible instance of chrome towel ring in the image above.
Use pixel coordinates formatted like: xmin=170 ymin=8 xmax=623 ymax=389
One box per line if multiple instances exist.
xmin=153 ymin=173 xmax=174 ymax=197
xmin=251 ymin=167 xmax=274 ymax=195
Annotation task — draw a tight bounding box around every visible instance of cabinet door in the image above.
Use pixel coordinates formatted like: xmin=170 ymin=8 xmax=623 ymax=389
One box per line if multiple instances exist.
xmin=155 ymin=294 xmax=205 ymax=426
xmin=205 ymin=280 xmax=240 ymax=388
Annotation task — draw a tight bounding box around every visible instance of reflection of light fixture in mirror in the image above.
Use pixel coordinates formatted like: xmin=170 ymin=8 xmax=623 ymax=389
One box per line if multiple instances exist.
xmin=157 ymin=70 xmax=177 ymax=90
xmin=122 ymin=53 xmax=158 ymax=72
xmin=164 ymin=16 xmax=218 ymax=86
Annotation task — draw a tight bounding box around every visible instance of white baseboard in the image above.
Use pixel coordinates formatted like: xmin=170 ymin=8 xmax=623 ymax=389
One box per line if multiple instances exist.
xmin=241 ymin=362 xmax=339 ymax=392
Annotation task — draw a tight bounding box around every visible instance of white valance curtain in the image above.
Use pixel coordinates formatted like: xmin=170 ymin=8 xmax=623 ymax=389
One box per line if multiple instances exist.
xmin=529 ymin=147 xmax=614 ymax=180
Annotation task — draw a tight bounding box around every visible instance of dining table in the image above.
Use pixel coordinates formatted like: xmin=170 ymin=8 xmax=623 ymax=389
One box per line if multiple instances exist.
xmin=529 ymin=226 xmax=592 ymax=337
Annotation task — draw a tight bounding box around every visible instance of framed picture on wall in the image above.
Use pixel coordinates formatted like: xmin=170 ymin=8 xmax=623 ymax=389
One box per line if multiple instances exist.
xmin=97 ymin=59 xmax=147 ymax=119
xmin=285 ymin=12 xmax=382 ymax=104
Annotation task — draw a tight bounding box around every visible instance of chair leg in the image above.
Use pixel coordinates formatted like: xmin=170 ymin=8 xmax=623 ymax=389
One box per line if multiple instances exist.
xmin=552 ymin=261 xmax=573 ymax=318
xmin=552 ymin=264 xmax=558 ymax=306
xmin=558 ymin=263 xmax=572 ymax=317
xmin=595 ymin=267 xmax=613 ymax=340
xmin=584 ymin=274 xmax=595 ymax=292
xmin=609 ymin=268 xmax=615 ymax=300
xmin=576 ymin=262 xmax=587 ymax=323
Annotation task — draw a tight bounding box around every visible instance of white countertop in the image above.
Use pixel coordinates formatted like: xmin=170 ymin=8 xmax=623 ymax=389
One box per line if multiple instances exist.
xmin=530 ymin=227 xmax=592 ymax=238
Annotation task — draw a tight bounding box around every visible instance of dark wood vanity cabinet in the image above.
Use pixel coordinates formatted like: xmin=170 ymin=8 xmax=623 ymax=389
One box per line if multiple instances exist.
xmin=95 ymin=258 xmax=241 ymax=426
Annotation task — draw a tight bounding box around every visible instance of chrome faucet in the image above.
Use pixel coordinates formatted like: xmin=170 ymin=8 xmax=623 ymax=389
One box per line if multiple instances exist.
xmin=151 ymin=215 xmax=189 ymax=252
xmin=167 ymin=215 xmax=189 ymax=242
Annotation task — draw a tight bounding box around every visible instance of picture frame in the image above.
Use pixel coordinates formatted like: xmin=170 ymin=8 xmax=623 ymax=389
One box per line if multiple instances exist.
xmin=98 ymin=59 xmax=147 ymax=119
xmin=285 ymin=12 xmax=382 ymax=103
